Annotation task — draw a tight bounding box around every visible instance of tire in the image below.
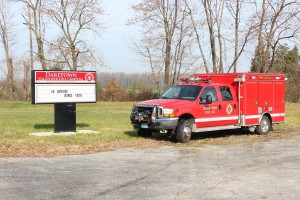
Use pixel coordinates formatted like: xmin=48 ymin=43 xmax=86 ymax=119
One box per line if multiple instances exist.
xmin=137 ymin=129 xmax=152 ymax=138
xmin=176 ymin=119 xmax=194 ymax=143
xmin=255 ymin=116 xmax=271 ymax=135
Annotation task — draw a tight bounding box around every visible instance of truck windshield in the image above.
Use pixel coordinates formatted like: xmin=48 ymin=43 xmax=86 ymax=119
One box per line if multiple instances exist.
xmin=160 ymin=85 xmax=202 ymax=100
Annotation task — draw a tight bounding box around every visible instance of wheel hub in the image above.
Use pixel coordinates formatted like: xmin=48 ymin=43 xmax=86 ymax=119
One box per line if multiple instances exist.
xmin=183 ymin=125 xmax=191 ymax=139
xmin=261 ymin=119 xmax=269 ymax=132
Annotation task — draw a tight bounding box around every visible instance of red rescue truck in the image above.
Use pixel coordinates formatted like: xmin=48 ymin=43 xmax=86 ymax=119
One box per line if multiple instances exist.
xmin=130 ymin=73 xmax=286 ymax=143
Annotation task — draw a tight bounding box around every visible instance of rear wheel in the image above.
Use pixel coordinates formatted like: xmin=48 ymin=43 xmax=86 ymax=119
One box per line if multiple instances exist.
xmin=176 ymin=119 xmax=194 ymax=143
xmin=255 ymin=116 xmax=271 ymax=135
xmin=137 ymin=129 xmax=152 ymax=138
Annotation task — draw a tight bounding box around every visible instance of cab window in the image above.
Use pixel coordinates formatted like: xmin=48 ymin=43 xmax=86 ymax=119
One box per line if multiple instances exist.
xmin=160 ymin=85 xmax=202 ymax=100
xmin=200 ymin=86 xmax=218 ymax=103
xmin=219 ymin=86 xmax=233 ymax=101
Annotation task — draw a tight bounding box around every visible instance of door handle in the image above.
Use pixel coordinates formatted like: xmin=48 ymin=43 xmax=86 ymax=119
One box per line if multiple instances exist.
xmin=219 ymin=105 xmax=222 ymax=110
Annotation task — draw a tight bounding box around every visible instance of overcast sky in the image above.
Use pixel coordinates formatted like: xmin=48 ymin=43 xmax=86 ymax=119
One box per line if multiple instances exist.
xmin=97 ymin=0 xmax=146 ymax=73
xmin=6 ymin=0 xmax=146 ymax=75
xmin=95 ymin=0 xmax=255 ymax=74
xmin=2 ymin=0 xmax=255 ymax=79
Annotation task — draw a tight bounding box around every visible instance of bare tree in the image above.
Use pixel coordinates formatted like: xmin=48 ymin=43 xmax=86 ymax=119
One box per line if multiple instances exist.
xmin=131 ymin=0 xmax=178 ymax=89
xmin=170 ymin=2 xmax=196 ymax=85
xmin=131 ymin=0 xmax=196 ymax=88
xmin=254 ymin=0 xmax=267 ymax=73
xmin=226 ymin=0 xmax=255 ymax=73
xmin=184 ymin=0 xmax=209 ymax=73
xmin=232 ymin=0 xmax=241 ymax=72
xmin=214 ymin=0 xmax=225 ymax=73
xmin=202 ymin=0 xmax=217 ymax=73
xmin=23 ymin=60 xmax=30 ymax=100
xmin=130 ymin=39 xmax=164 ymax=88
xmin=253 ymin=0 xmax=300 ymax=72
xmin=22 ymin=0 xmax=47 ymax=70
xmin=45 ymin=0 xmax=104 ymax=70
xmin=266 ymin=0 xmax=300 ymax=72
xmin=0 ymin=0 xmax=14 ymax=98
xmin=132 ymin=0 xmax=259 ymax=78
xmin=189 ymin=0 xmax=229 ymax=73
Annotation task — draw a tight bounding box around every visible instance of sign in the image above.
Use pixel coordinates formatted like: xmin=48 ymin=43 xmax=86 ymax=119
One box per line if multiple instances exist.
xmin=34 ymin=71 xmax=96 ymax=83
xmin=32 ymin=70 xmax=96 ymax=104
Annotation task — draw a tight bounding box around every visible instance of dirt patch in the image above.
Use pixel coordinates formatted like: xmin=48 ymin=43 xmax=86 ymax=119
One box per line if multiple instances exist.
xmin=1 ymin=127 xmax=299 ymax=157
xmin=0 ymin=139 xmax=167 ymax=158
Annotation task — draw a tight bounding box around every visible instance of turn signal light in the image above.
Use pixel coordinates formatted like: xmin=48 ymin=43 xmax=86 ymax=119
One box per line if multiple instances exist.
xmin=163 ymin=108 xmax=177 ymax=117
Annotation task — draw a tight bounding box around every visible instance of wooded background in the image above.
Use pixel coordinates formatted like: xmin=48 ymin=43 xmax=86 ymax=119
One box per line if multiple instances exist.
xmin=0 ymin=0 xmax=299 ymax=102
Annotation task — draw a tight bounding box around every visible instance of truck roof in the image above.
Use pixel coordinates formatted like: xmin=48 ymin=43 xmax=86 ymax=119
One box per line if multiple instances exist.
xmin=180 ymin=72 xmax=285 ymax=85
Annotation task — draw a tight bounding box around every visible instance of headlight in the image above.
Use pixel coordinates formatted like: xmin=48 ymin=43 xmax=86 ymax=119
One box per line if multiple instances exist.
xmin=163 ymin=108 xmax=177 ymax=117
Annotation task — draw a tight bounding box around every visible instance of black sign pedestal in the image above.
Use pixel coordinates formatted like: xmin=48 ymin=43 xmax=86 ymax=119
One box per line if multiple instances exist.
xmin=54 ymin=103 xmax=76 ymax=133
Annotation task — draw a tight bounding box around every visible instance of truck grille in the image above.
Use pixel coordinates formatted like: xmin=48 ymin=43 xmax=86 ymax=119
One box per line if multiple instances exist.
xmin=136 ymin=106 xmax=153 ymax=113
xmin=131 ymin=106 xmax=163 ymax=121
xmin=135 ymin=106 xmax=153 ymax=120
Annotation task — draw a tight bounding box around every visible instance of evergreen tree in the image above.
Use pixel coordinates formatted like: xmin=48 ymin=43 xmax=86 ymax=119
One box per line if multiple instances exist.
xmin=251 ymin=44 xmax=300 ymax=102
xmin=273 ymin=45 xmax=300 ymax=102
xmin=250 ymin=48 xmax=262 ymax=72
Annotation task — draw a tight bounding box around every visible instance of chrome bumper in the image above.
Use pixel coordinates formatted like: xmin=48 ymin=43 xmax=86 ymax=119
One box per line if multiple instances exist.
xmin=132 ymin=117 xmax=179 ymax=132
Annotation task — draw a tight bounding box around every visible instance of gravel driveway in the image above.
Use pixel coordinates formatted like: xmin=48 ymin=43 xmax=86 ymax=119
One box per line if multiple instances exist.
xmin=1 ymin=135 xmax=300 ymax=200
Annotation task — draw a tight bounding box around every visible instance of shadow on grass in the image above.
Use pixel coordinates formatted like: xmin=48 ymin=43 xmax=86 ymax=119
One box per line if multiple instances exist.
xmin=34 ymin=123 xmax=90 ymax=129
xmin=123 ymin=131 xmax=138 ymax=138
xmin=124 ymin=128 xmax=254 ymax=143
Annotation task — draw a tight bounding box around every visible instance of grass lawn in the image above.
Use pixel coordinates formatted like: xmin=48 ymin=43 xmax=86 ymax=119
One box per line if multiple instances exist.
xmin=0 ymin=101 xmax=133 ymax=139
xmin=0 ymin=101 xmax=299 ymax=157
xmin=0 ymin=101 xmax=158 ymax=157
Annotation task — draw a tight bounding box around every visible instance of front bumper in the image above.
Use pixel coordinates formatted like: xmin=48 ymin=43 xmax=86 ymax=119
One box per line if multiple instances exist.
xmin=132 ymin=117 xmax=179 ymax=132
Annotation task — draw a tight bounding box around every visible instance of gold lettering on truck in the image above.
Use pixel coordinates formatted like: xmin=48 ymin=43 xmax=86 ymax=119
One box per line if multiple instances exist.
xmin=203 ymin=106 xmax=218 ymax=114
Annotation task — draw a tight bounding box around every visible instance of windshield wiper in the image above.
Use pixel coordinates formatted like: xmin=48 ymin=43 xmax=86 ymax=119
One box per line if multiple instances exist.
xmin=160 ymin=96 xmax=169 ymax=99
xmin=177 ymin=97 xmax=195 ymax=100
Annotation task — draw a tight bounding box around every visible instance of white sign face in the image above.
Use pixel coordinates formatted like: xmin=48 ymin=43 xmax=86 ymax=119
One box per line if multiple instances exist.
xmin=35 ymin=84 xmax=96 ymax=104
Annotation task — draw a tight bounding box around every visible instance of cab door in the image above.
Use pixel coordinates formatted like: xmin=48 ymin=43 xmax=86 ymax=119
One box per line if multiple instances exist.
xmin=195 ymin=86 xmax=224 ymax=127
xmin=216 ymin=85 xmax=239 ymax=126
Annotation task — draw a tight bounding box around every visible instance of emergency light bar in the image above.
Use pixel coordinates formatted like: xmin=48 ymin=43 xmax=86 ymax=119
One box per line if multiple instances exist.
xmin=180 ymin=77 xmax=212 ymax=83
xmin=189 ymin=77 xmax=201 ymax=82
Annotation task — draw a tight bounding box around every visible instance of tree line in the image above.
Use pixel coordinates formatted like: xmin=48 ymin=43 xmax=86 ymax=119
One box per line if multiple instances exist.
xmin=0 ymin=72 xmax=162 ymax=101
xmin=0 ymin=0 xmax=300 ymax=102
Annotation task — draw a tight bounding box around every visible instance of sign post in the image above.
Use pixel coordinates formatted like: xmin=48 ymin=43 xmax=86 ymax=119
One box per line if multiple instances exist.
xmin=31 ymin=70 xmax=97 ymax=133
xmin=54 ymin=103 xmax=76 ymax=132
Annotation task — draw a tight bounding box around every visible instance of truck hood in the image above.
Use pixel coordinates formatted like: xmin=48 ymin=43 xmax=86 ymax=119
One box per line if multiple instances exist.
xmin=135 ymin=99 xmax=192 ymax=109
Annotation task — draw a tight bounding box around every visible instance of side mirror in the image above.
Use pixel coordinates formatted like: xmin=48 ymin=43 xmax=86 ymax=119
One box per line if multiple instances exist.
xmin=206 ymin=95 xmax=212 ymax=104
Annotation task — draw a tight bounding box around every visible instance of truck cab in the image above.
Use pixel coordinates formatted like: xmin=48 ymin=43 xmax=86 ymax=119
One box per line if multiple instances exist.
xmin=130 ymin=73 xmax=286 ymax=143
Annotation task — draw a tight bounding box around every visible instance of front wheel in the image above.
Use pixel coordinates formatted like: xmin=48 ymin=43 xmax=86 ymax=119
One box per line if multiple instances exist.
xmin=255 ymin=116 xmax=271 ymax=135
xmin=176 ymin=119 xmax=194 ymax=143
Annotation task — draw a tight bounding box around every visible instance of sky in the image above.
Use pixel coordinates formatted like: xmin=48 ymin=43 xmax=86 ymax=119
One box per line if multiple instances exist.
xmin=1 ymin=0 xmax=146 ymax=77
xmin=1 ymin=0 xmax=256 ymax=79
xmin=93 ymin=0 xmax=255 ymax=74
xmin=91 ymin=0 xmax=146 ymax=73
xmin=97 ymin=0 xmax=252 ymax=74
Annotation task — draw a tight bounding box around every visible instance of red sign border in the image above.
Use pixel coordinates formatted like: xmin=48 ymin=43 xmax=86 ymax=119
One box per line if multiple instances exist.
xmin=31 ymin=70 xmax=97 ymax=104
xmin=34 ymin=70 xmax=96 ymax=84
